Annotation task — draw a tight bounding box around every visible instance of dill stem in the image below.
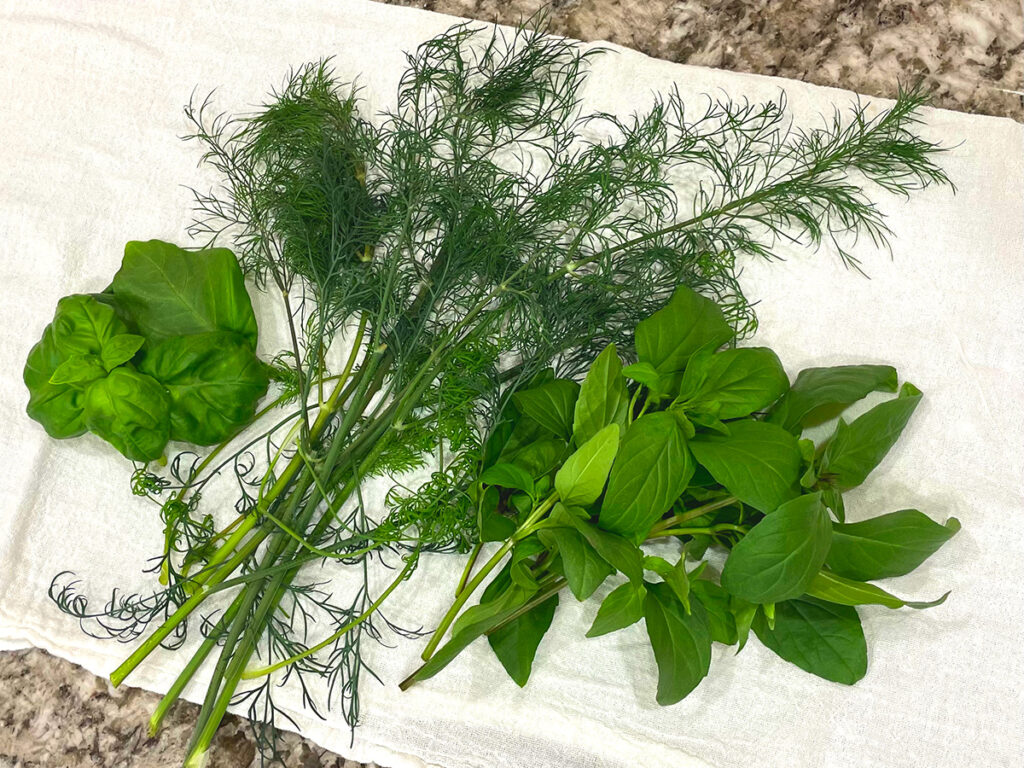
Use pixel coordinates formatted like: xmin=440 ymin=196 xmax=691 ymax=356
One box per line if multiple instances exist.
xmin=421 ymin=492 xmax=558 ymax=661
xmin=241 ymin=552 xmax=418 ymax=680
xmin=147 ymin=590 xmax=246 ymax=736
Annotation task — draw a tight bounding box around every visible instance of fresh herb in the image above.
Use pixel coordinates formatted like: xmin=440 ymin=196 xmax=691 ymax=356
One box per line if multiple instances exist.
xmin=24 ymin=240 xmax=268 ymax=461
xmin=34 ymin=19 xmax=953 ymax=766
xmin=400 ymin=285 xmax=958 ymax=703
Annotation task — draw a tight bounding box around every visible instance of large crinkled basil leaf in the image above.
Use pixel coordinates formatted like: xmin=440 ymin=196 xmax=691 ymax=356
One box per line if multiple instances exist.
xmin=643 ymin=581 xmax=712 ymax=705
xmin=599 ymin=411 xmax=693 ymax=542
xmin=139 ymin=331 xmax=269 ymax=446
xmin=635 ymin=285 xmax=734 ymax=374
xmin=51 ymin=293 xmax=129 ymax=357
xmin=753 ymin=597 xmax=867 ymax=685
xmin=721 ymin=493 xmax=832 ymax=604
xmin=24 ymin=323 xmax=89 ymax=439
xmin=573 ymin=343 xmax=629 ymax=445
xmin=819 ymin=382 xmax=922 ymax=491
xmin=111 ymin=240 xmax=259 ymax=347
xmin=826 ymin=509 xmax=961 ymax=581
xmin=767 ymin=364 xmax=898 ymax=433
xmin=84 ymin=367 xmax=171 ymax=462
xmin=678 ymin=346 xmax=789 ymax=419
xmin=689 ymin=420 xmax=802 ymax=513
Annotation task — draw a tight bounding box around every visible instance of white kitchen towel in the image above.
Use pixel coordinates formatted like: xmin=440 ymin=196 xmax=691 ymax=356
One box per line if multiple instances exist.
xmin=1 ymin=1 xmax=1022 ymax=767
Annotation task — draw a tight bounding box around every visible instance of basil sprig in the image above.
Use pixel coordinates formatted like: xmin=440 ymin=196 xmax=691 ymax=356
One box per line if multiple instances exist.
xmin=402 ymin=285 xmax=958 ymax=705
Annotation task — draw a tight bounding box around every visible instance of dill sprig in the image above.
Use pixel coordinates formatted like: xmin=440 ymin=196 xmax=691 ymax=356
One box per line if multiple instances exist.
xmin=51 ymin=19 xmax=950 ymax=767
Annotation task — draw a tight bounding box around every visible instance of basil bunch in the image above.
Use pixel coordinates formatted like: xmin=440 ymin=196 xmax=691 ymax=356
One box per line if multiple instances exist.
xmin=403 ymin=285 xmax=959 ymax=704
xmin=24 ymin=240 xmax=268 ymax=461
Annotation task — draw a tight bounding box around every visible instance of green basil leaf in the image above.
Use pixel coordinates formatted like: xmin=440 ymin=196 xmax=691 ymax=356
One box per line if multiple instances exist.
xmin=139 ymin=331 xmax=269 ymax=446
xmin=482 ymin=417 xmax=516 ymax=470
xmin=586 ymin=581 xmax=647 ymax=638
xmin=690 ymin=580 xmax=738 ymax=645
xmin=753 ymin=597 xmax=867 ymax=685
xmin=567 ymin=518 xmax=643 ymax=584
xmin=767 ymin=364 xmax=898 ymax=433
xmin=636 ymin=285 xmax=733 ymax=374
xmin=599 ymin=411 xmax=693 ymax=542
xmin=622 ymin=361 xmax=666 ymax=395
xmin=555 ymin=423 xmax=619 ymax=506
xmin=480 ymin=462 xmax=536 ymax=495
xmin=487 ymin=592 xmax=559 ymax=687
xmin=477 ymin=485 xmax=516 ymax=542
xmin=412 ymin=582 xmax=530 ymax=685
xmin=538 ymin=527 xmax=613 ymax=601
xmin=721 ymin=493 xmax=832 ymax=604
xmin=690 ymin=420 xmax=802 ymax=513
xmin=731 ymin=596 xmax=757 ymax=651
xmin=679 ymin=347 xmax=789 ymax=419
xmin=512 ymin=379 xmax=580 ymax=441
xmin=826 ymin=509 xmax=961 ymax=581
xmin=49 ymin=354 xmax=107 ymax=387
xmin=819 ymin=382 xmax=922 ymax=491
xmin=573 ymin=343 xmax=629 ymax=445
xmin=643 ymin=582 xmax=712 ymax=705
xmin=83 ymin=367 xmax=171 ymax=462
xmin=805 ymin=570 xmax=949 ymax=610
xmin=24 ymin=323 xmax=88 ymax=438
xmin=100 ymin=333 xmax=146 ymax=371
xmin=644 ymin=555 xmax=690 ymax=612
xmin=505 ymin=438 xmax=566 ymax=479
xmin=111 ymin=240 xmax=259 ymax=347
xmin=51 ymin=294 xmax=129 ymax=357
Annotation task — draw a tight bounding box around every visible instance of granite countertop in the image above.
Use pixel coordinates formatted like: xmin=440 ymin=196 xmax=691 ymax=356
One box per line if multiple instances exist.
xmin=3 ymin=2 xmax=1021 ymax=768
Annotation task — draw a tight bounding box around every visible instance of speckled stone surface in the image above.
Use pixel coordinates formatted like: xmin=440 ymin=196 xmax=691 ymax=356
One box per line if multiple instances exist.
xmin=3 ymin=2 xmax=1022 ymax=768
xmin=391 ymin=0 xmax=1024 ymax=120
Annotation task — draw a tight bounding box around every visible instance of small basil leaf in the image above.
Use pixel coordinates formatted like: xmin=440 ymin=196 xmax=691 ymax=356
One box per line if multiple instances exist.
xmin=586 ymin=581 xmax=646 ymax=638
xmin=512 ymin=379 xmax=580 ymax=441
xmin=644 ymin=555 xmax=690 ymax=612
xmin=487 ymin=592 xmax=559 ymax=687
xmin=826 ymin=509 xmax=961 ymax=581
xmin=721 ymin=493 xmax=832 ymax=604
xmin=567 ymin=518 xmax=643 ymax=584
xmin=753 ymin=597 xmax=867 ymax=685
xmin=804 ymin=570 xmax=949 ymax=610
xmin=477 ymin=486 xmax=515 ymax=543
xmin=100 ymin=333 xmax=146 ymax=371
xmin=818 ymin=382 xmax=922 ymax=491
xmin=690 ymin=580 xmax=738 ymax=645
xmin=679 ymin=347 xmax=789 ymax=419
xmin=480 ymin=462 xmax=536 ymax=495
xmin=573 ymin=343 xmax=629 ymax=445
xmin=690 ymin=420 xmax=802 ymax=513
xmin=600 ymin=411 xmax=693 ymax=542
xmin=538 ymin=527 xmax=613 ymax=601
xmin=49 ymin=354 xmax=107 ymax=386
xmin=643 ymin=581 xmax=712 ymax=705
xmin=555 ymin=423 xmax=619 ymax=507
xmin=767 ymin=364 xmax=898 ymax=433
xmin=622 ymin=362 xmax=666 ymax=394
xmin=635 ymin=285 xmax=733 ymax=374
